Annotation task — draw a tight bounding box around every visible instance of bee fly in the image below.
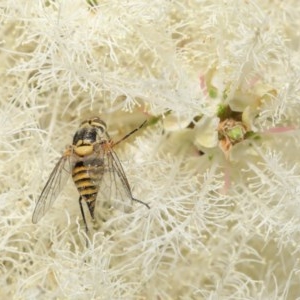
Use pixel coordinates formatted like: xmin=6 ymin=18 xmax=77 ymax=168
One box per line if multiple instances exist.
xmin=32 ymin=117 xmax=150 ymax=238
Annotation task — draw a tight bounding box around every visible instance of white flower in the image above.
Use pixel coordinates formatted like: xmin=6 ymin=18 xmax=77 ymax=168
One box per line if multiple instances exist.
xmin=1 ymin=0 xmax=300 ymax=299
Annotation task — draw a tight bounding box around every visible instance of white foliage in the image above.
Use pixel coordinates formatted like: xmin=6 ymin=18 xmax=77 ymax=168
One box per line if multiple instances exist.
xmin=0 ymin=0 xmax=300 ymax=299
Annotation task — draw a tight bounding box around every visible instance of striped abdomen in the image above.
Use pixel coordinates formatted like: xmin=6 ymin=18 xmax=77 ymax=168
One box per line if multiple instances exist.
xmin=72 ymin=158 xmax=104 ymax=218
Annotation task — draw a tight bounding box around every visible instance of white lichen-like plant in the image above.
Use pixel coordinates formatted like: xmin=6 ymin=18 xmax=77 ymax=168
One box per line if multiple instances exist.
xmin=1 ymin=0 xmax=300 ymax=299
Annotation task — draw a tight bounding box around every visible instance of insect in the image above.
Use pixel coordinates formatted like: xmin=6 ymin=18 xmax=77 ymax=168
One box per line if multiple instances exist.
xmin=32 ymin=117 xmax=150 ymax=237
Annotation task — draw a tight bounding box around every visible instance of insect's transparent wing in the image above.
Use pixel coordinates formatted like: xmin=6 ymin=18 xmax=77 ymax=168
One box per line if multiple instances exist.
xmin=32 ymin=154 xmax=71 ymax=223
xmin=96 ymin=149 xmax=138 ymax=213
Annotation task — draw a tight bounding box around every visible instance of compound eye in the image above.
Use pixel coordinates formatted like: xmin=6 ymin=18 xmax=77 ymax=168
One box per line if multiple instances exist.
xmin=89 ymin=117 xmax=107 ymax=132
xmin=98 ymin=124 xmax=106 ymax=133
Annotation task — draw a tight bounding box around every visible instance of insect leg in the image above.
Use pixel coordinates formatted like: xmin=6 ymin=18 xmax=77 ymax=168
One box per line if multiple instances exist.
xmin=113 ymin=120 xmax=147 ymax=147
xmin=132 ymin=197 xmax=150 ymax=209
xmin=79 ymin=196 xmax=90 ymax=247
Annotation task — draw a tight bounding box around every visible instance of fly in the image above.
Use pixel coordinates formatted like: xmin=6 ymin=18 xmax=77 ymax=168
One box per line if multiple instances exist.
xmin=32 ymin=117 xmax=150 ymax=239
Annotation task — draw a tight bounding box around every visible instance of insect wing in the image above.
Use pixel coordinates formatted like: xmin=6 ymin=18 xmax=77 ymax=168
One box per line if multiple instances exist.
xmin=32 ymin=154 xmax=71 ymax=223
xmin=97 ymin=149 xmax=135 ymax=213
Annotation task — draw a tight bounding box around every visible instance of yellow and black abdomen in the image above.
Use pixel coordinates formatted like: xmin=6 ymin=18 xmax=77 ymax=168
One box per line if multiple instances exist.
xmin=72 ymin=158 xmax=104 ymax=219
xmin=71 ymin=125 xmax=106 ymax=218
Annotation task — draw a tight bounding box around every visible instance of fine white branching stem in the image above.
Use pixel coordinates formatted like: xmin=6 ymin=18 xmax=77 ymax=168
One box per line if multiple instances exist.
xmin=1 ymin=0 xmax=300 ymax=298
